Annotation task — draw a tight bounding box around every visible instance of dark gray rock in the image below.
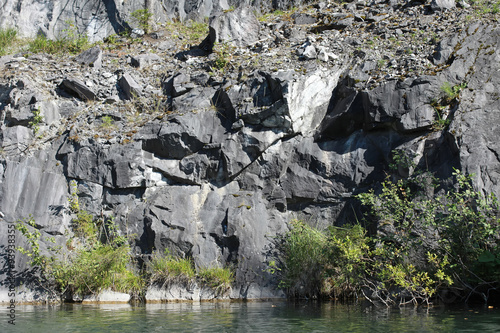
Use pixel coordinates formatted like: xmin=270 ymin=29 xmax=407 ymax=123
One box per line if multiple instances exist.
xmin=0 ymin=153 xmax=69 ymax=231
xmin=4 ymin=105 xmax=34 ymax=127
xmin=142 ymin=110 xmax=225 ymax=160
xmin=61 ymin=77 xmax=97 ymax=101
xmin=131 ymin=53 xmax=162 ymax=68
xmin=431 ymin=35 xmax=460 ymax=65
xmin=74 ymin=46 xmax=103 ymax=70
xmin=163 ymin=73 xmax=194 ymax=97
xmin=292 ymin=13 xmax=317 ymax=25
xmin=119 ymin=73 xmax=142 ymax=100
xmin=3 ymin=5 xmax=500 ymax=304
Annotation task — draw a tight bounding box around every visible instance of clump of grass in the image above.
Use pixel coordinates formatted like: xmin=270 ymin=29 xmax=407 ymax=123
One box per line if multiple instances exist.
xmin=28 ymin=22 xmax=90 ymax=55
xmin=0 ymin=28 xmax=17 ymax=56
xmin=164 ymin=19 xmax=208 ymax=45
xmin=198 ymin=266 xmax=234 ymax=294
xmin=274 ymin=220 xmax=329 ymax=298
xmin=53 ymin=244 xmax=143 ymax=297
xmin=149 ymin=250 xmax=196 ymax=286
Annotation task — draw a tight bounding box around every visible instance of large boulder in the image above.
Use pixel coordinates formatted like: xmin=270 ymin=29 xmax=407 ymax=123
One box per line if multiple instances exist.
xmin=209 ymin=6 xmax=260 ymax=48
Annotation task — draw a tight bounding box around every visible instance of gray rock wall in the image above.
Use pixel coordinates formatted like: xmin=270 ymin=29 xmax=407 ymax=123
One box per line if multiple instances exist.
xmin=0 ymin=0 xmax=301 ymax=41
xmin=1 ymin=2 xmax=499 ymax=302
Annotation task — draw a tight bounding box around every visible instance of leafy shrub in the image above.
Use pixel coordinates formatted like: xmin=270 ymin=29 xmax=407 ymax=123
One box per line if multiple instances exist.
xmin=16 ymin=183 xmax=141 ymax=299
xmin=212 ymin=42 xmax=234 ymax=72
xmin=16 ymin=217 xmax=48 ymax=270
xmin=323 ymin=224 xmax=370 ymax=299
xmin=440 ymin=82 xmax=467 ymax=103
xmin=53 ymin=244 xmax=142 ymax=296
xmin=131 ymin=9 xmax=153 ymax=33
xmin=272 ymin=150 xmax=500 ymax=305
xmin=29 ymin=107 xmax=44 ymax=135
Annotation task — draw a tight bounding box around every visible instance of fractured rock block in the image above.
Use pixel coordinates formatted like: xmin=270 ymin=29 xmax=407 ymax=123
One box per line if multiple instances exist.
xmin=73 ymin=46 xmax=102 ymax=70
xmin=119 ymin=73 xmax=142 ymax=100
xmin=61 ymin=77 xmax=96 ymax=101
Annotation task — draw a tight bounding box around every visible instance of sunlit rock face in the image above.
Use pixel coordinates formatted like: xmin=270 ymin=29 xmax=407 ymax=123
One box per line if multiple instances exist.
xmin=1 ymin=0 xmax=500 ymax=302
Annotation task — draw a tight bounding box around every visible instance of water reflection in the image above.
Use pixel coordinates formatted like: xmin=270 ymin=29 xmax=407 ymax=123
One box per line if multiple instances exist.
xmin=1 ymin=301 xmax=499 ymax=332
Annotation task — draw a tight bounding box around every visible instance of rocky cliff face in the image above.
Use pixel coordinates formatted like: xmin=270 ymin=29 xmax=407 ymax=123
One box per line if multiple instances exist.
xmin=1 ymin=0 xmax=500 ymax=302
xmin=0 ymin=0 xmax=309 ymax=42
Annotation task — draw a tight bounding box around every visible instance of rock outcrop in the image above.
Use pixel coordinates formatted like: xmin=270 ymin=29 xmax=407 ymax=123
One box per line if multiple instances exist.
xmin=1 ymin=1 xmax=500 ymax=302
xmin=0 ymin=0 xmax=299 ymax=42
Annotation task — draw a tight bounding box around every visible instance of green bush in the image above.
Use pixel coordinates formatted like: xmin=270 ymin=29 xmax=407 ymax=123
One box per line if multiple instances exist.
xmin=131 ymin=9 xmax=153 ymax=33
xmin=357 ymin=160 xmax=500 ymax=303
xmin=323 ymin=224 xmax=370 ymax=299
xmin=53 ymin=244 xmax=142 ymax=296
xmin=272 ymin=151 xmax=500 ymax=304
xmin=16 ymin=189 xmax=142 ymax=299
xmin=212 ymin=42 xmax=234 ymax=72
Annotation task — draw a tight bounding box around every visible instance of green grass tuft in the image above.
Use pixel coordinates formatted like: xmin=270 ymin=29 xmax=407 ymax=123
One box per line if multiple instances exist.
xmin=149 ymin=251 xmax=196 ymax=285
xmin=0 ymin=28 xmax=17 ymax=56
xmin=198 ymin=266 xmax=234 ymax=293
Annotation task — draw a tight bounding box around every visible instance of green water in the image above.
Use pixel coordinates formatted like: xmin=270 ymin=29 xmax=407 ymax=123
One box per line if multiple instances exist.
xmin=2 ymin=301 xmax=500 ymax=332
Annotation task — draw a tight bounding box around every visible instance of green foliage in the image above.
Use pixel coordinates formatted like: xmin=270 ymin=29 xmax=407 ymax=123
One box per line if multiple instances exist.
xmin=54 ymin=244 xmax=142 ymax=296
xmin=73 ymin=211 xmax=97 ymax=245
xmin=100 ymin=115 xmax=115 ymax=129
xmin=131 ymin=9 xmax=153 ymax=33
xmin=357 ymin=160 xmax=500 ymax=303
xmin=430 ymin=170 xmax=500 ymax=282
xmin=163 ymin=20 xmax=208 ymax=45
xmin=272 ymin=152 xmax=500 ymax=304
xmin=185 ymin=21 xmax=208 ymax=43
xmin=258 ymin=7 xmax=298 ymax=22
xmin=0 ymin=28 xmax=17 ymax=56
xmin=212 ymin=42 xmax=233 ymax=72
xmin=389 ymin=149 xmax=415 ymax=171
xmin=468 ymin=0 xmax=500 ymax=15
xmin=17 ymin=184 xmax=142 ymax=298
xmin=322 ymin=225 xmax=370 ymax=298
xmin=432 ymin=105 xmax=450 ymax=131
xmin=198 ymin=266 xmax=234 ymax=293
xmin=277 ymin=220 xmax=328 ymax=297
xmin=440 ymin=82 xmax=467 ymax=103
xmin=28 ymin=21 xmax=90 ymax=55
xmin=148 ymin=250 xmax=234 ymax=294
xmin=430 ymin=82 xmax=466 ymax=131
xmin=29 ymin=107 xmax=44 ymax=135
xmin=16 ymin=217 xmax=47 ymax=269
xmin=68 ymin=180 xmax=80 ymax=212
xmin=149 ymin=250 xmax=196 ymax=285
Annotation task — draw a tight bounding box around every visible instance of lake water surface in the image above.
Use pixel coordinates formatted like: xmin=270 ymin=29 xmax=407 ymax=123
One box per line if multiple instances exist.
xmin=2 ymin=301 xmax=500 ymax=332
